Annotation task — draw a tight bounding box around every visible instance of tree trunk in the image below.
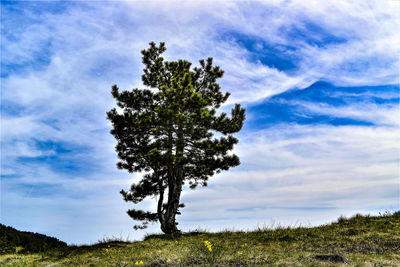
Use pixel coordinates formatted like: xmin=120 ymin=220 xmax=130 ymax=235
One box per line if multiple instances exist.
xmin=160 ymin=176 xmax=182 ymax=233
xmin=160 ymin=124 xmax=184 ymax=234
xmin=161 ymin=157 xmax=184 ymax=233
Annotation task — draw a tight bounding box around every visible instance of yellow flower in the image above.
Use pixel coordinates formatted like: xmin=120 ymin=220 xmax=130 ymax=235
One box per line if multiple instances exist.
xmin=166 ymin=258 xmax=171 ymax=263
xmin=135 ymin=260 xmax=143 ymax=265
xmin=178 ymin=258 xmax=181 ymax=263
xmin=244 ymin=242 xmax=247 ymax=246
xmin=204 ymin=240 xmax=212 ymax=252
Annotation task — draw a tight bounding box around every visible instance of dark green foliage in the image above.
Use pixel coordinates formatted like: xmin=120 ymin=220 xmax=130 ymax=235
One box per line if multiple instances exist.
xmin=107 ymin=42 xmax=245 ymax=233
xmin=0 ymin=224 xmax=67 ymax=254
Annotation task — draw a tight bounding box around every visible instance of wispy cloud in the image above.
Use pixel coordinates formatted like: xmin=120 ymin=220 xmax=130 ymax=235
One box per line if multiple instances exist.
xmin=179 ymin=123 xmax=399 ymax=230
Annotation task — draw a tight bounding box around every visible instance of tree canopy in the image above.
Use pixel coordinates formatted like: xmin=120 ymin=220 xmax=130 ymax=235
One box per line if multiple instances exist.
xmin=107 ymin=42 xmax=245 ymax=233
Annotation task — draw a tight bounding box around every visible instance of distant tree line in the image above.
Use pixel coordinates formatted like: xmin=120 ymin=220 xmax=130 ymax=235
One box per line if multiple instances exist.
xmin=0 ymin=224 xmax=67 ymax=254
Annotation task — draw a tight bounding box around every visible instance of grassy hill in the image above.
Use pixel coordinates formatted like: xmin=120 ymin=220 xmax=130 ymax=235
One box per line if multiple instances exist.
xmin=0 ymin=224 xmax=67 ymax=255
xmin=0 ymin=211 xmax=399 ymax=266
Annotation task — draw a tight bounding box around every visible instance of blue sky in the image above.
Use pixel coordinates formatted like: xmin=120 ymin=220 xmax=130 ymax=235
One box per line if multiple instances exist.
xmin=1 ymin=0 xmax=399 ymax=245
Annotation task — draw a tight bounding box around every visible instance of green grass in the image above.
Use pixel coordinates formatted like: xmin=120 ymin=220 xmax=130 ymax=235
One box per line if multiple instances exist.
xmin=1 ymin=211 xmax=399 ymax=266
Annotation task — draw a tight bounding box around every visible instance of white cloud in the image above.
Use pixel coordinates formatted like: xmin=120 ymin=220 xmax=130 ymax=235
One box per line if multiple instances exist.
xmin=293 ymin=101 xmax=400 ymax=126
xmin=178 ymin=124 xmax=400 ymax=231
xmin=3 ymin=0 xmax=398 ymax=104
xmin=216 ymin=0 xmax=399 ymax=89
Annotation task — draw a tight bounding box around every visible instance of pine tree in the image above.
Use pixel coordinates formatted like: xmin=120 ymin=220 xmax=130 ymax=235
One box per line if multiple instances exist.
xmin=107 ymin=42 xmax=245 ymax=234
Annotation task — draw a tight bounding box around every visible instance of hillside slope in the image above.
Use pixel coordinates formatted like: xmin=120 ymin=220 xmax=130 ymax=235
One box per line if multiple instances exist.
xmin=1 ymin=211 xmax=399 ymax=266
xmin=0 ymin=224 xmax=67 ymax=254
